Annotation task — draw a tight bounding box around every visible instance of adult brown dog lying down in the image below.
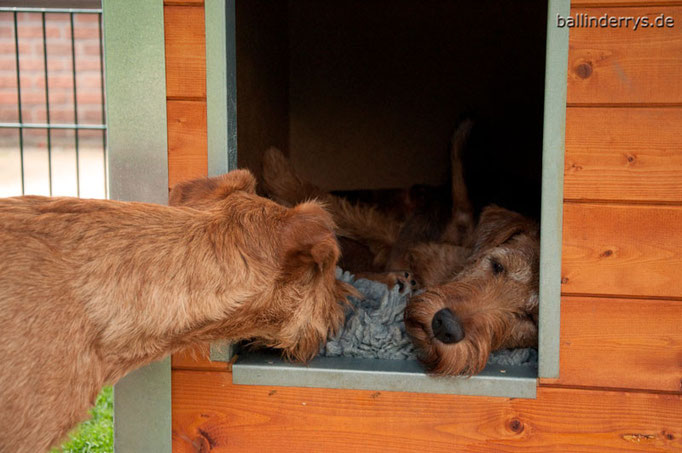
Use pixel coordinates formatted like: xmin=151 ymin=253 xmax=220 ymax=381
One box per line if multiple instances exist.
xmin=0 ymin=169 xmax=351 ymax=453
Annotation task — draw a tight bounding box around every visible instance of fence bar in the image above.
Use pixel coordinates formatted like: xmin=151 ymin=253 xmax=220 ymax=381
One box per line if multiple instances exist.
xmin=98 ymin=12 xmax=107 ymax=198
xmin=0 ymin=122 xmax=106 ymax=130
xmin=70 ymin=12 xmax=80 ymax=196
xmin=0 ymin=8 xmax=102 ymax=14
xmin=41 ymin=12 xmax=52 ymax=195
xmin=12 ymin=11 xmax=25 ymax=195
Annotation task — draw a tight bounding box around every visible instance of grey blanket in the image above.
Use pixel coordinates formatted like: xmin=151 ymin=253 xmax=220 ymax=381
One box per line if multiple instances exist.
xmin=320 ymin=268 xmax=538 ymax=368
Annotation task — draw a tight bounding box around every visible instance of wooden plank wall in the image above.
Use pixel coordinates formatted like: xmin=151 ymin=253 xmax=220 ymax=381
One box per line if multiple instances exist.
xmin=560 ymin=2 xmax=682 ymax=394
xmin=164 ymin=0 xmax=207 ymax=188
xmin=165 ymin=1 xmax=682 ymax=451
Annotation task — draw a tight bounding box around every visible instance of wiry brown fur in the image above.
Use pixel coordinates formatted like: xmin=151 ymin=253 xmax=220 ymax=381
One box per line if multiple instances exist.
xmin=168 ymin=169 xmax=258 ymax=209
xmin=260 ymin=120 xmax=475 ymax=283
xmin=404 ymin=205 xmax=539 ymax=375
xmin=405 ymin=242 xmax=469 ymax=288
xmin=262 ymin=147 xmax=401 ymax=270
xmin=0 ymin=169 xmax=352 ymax=452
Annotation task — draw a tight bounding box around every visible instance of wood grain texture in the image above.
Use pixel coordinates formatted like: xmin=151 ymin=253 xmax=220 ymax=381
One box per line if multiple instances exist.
xmin=558 ymin=296 xmax=682 ymax=392
xmin=562 ymin=203 xmax=682 ymax=298
xmin=164 ymin=5 xmax=206 ymax=99
xmin=167 ymin=99 xmax=207 ymax=188
xmin=567 ymin=7 xmax=682 ymax=104
xmin=564 ymin=107 xmax=682 ymax=202
xmin=171 ymin=370 xmax=682 ymax=452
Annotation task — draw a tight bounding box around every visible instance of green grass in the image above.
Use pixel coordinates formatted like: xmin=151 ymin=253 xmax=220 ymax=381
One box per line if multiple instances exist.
xmin=52 ymin=386 xmax=113 ymax=453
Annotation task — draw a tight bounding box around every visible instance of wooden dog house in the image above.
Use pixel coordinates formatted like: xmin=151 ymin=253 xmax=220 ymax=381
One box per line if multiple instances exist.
xmin=103 ymin=0 xmax=682 ymax=450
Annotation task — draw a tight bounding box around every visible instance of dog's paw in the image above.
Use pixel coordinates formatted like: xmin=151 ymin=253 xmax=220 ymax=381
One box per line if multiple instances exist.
xmin=387 ymin=271 xmax=419 ymax=294
xmin=354 ymin=271 xmax=419 ymax=294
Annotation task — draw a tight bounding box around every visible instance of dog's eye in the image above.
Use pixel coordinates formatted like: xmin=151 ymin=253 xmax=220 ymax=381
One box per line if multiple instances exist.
xmin=491 ymin=259 xmax=504 ymax=275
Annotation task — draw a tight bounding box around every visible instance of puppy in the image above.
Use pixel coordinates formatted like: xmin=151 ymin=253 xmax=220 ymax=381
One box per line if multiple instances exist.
xmin=0 ymin=169 xmax=351 ymax=452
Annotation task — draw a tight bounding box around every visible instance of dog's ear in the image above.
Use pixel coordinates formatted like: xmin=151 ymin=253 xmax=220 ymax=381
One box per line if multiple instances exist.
xmin=169 ymin=169 xmax=257 ymax=209
xmin=281 ymin=201 xmax=340 ymax=273
xmin=470 ymin=205 xmax=537 ymax=253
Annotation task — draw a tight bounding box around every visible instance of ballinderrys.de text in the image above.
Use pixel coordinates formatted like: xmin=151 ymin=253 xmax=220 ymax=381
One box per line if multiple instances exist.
xmin=556 ymin=13 xmax=674 ymax=30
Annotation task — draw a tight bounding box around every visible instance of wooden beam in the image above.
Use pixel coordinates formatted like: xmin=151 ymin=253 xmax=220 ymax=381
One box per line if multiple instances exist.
xmin=559 ymin=296 xmax=682 ymax=392
xmin=562 ymin=203 xmax=682 ymax=298
xmin=565 ymin=107 xmax=682 ymax=203
xmin=171 ymin=370 xmax=682 ymax=452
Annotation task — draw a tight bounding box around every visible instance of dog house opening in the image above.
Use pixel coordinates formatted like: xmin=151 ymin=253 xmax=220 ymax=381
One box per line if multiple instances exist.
xmin=216 ymin=0 xmax=556 ymax=398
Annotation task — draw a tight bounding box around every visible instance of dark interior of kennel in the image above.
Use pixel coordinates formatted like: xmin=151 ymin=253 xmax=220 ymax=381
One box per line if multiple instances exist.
xmin=236 ymin=0 xmax=548 ymax=220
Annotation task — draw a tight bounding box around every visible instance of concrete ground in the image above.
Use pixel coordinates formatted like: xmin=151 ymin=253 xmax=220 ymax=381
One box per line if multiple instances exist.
xmin=0 ymin=145 xmax=106 ymax=199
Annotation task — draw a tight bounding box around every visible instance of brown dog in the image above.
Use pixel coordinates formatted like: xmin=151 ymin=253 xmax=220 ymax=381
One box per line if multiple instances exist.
xmin=404 ymin=206 xmax=540 ymax=375
xmin=0 ymin=169 xmax=351 ymax=452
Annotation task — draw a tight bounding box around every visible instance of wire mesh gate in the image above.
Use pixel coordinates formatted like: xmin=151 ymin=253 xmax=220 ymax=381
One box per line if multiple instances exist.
xmin=0 ymin=1 xmax=106 ymax=198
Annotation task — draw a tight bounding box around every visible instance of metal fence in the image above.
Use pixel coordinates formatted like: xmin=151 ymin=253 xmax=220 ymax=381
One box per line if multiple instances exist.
xmin=0 ymin=0 xmax=106 ymax=198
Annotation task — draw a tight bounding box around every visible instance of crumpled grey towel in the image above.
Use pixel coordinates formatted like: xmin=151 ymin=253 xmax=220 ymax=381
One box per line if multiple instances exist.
xmin=320 ymin=268 xmax=537 ymax=368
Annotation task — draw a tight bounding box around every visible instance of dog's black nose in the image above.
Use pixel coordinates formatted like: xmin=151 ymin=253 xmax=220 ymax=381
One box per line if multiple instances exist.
xmin=431 ymin=308 xmax=464 ymax=344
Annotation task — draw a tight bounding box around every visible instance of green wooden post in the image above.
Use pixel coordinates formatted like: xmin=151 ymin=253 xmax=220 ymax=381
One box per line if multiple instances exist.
xmin=102 ymin=0 xmax=171 ymax=451
xmin=205 ymin=0 xmax=237 ymax=176
xmin=205 ymin=0 xmax=239 ymax=363
xmin=539 ymin=0 xmax=570 ymax=379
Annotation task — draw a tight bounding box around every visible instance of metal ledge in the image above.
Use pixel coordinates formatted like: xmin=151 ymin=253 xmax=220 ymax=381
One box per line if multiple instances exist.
xmin=233 ymin=351 xmax=537 ymax=398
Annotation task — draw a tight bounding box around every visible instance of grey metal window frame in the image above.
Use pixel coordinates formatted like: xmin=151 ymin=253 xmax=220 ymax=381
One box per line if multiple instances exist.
xmin=214 ymin=0 xmax=569 ymax=398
